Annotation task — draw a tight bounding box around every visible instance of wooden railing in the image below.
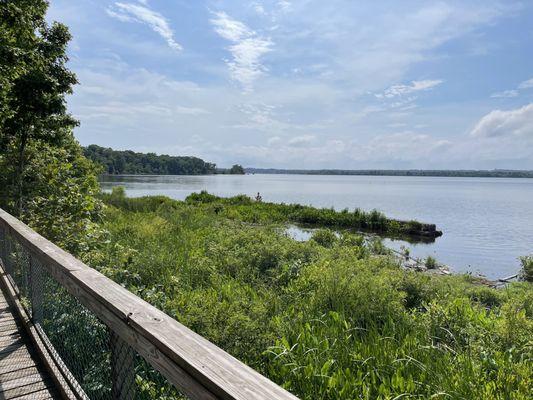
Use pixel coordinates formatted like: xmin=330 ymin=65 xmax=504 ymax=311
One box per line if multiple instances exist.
xmin=0 ymin=208 xmax=299 ymax=400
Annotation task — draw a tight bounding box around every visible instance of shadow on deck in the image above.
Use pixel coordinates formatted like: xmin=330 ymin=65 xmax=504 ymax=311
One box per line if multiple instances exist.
xmin=0 ymin=288 xmax=60 ymax=399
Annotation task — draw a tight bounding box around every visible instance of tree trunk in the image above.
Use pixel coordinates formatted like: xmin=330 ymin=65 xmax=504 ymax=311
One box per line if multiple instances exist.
xmin=15 ymin=133 xmax=28 ymax=216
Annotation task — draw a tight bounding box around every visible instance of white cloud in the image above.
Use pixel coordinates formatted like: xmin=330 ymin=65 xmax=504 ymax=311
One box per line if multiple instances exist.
xmin=52 ymin=0 xmax=532 ymax=169
xmin=175 ymin=106 xmax=210 ymax=115
xmin=491 ymin=77 xmax=533 ymax=98
xmin=376 ymin=80 xmax=443 ymax=99
xmin=210 ymin=11 xmax=252 ymax=42
xmin=518 ymin=78 xmax=533 ymax=90
xmin=107 ymin=2 xmax=182 ymax=51
xmin=491 ymin=90 xmax=519 ymax=98
xmin=277 ymin=1 xmax=292 ymax=13
xmin=354 ymin=132 xmax=452 ymax=163
xmin=288 ymin=134 xmax=316 ymax=147
xmin=253 ymin=2 xmax=266 ymax=16
xmin=267 ymin=136 xmax=282 ymax=146
xmin=210 ymin=11 xmax=273 ymax=91
xmin=471 ymin=104 xmax=533 ymax=138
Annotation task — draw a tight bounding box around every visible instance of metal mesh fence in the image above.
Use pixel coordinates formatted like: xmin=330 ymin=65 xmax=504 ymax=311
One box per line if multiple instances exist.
xmin=0 ymin=226 xmax=188 ymax=400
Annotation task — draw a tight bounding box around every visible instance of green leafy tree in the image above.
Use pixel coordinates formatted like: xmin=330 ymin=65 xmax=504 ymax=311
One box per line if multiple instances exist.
xmin=0 ymin=0 xmax=102 ymax=254
xmin=83 ymin=144 xmax=217 ymax=175
xmin=1 ymin=0 xmax=78 ymax=212
xmin=229 ymin=164 xmax=245 ymax=175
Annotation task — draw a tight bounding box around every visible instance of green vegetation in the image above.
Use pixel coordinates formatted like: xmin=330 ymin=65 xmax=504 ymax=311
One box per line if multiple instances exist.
xmin=247 ymin=168 xmax=533 ymax=178
xmin=88 ymin=188 xmax=532 ymax=399
xmin=425 ymin=255 xmax=438 ymax=269
xmin=181 ymin=191 xmax=441 ymax=239
xmin=0 ymin=0 xmax=102 ymax=253
xmin=83 ymin=144 xmax=217 ymax=175
xmin=229 ymin=164 xmax=246 ymax=174
xmin=1 ymin=2 xmax=531 ymax=399
xmin=520 ymin=255 xmax=533 ymax=282
xmin=215 ymin=164 xmax=246 ymax=174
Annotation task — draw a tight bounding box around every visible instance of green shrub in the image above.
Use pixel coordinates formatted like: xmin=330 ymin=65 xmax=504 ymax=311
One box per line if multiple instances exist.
xmin=519 ymin=255 xmax=533 ymax=282
xmin=185 ymin=190 xmax=218 ymax=203
xmin=95 ymin=194 xmax=533 ymax=399
xmin=311 ymin=229 xmax=337 ymax=248
xmin=425 ymin=255 xmax=438 ymax=269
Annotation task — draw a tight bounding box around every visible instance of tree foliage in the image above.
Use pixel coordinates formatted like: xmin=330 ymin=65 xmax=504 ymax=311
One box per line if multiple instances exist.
xmin=0 ymin=0 xmax=102 ymax=253
xmin=83 ymin=144 xmax=217 ymax=175
xmin=229 ymin=164 xmax=245 ymax=174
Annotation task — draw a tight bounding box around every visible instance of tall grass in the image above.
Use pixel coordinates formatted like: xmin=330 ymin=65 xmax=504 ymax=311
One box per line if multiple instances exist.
xmin=183 ymin=190 xmax=441 ymax=238
xmin=88 ymin=190 xmax=532 ymax=399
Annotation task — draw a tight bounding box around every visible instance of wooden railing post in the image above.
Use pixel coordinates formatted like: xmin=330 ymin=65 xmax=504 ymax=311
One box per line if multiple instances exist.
xmin=110 ymin=331 xmax=136 ymax=399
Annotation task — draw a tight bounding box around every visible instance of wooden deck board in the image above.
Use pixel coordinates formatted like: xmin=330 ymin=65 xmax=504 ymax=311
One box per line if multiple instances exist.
xmin=0 ymin=289 xmax=61 ymax=399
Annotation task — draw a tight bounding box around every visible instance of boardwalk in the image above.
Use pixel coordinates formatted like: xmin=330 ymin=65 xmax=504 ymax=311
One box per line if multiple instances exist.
xmin=0 ymin=288 xmax=60 ymax=400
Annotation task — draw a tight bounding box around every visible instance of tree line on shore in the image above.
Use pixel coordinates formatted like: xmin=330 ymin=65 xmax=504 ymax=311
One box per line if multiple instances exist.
xmin=246 ymin=168 xmax=533 ymax=178
xmin=83 ymin=144 xmax=217 ymax=175
xmin=83 ymin=144 xmax=245 ymax=175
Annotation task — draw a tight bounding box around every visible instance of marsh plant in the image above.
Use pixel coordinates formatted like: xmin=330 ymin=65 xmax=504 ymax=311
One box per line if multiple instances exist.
xmin=425 ymin=255 xmax=438 ymax=269
xmin=519 ymin=255 xmax=533 ymax=282
xmin=87 ymin=190 xmax=532 ymax=399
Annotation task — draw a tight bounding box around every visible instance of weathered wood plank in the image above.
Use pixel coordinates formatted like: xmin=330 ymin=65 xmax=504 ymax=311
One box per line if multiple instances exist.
xmin=0 ymin=284 xmax=61 ymax=399
xmin=0 ymin=345 xmax=32 ymax=360
xmin=0 ymin=207 xmax=299 ymax=399
xmin=0 ymin=379 xmax=52 ymax=399
xmin=0 ymin=372 xmax=46 ymax=393
xmin=0 ymin=330 xmax=18 ymax=338
xmin=0 ymin=359 xmax=36 ymax=375
xmin=0 ymin=319 xmax=17 ymax=327
xmin=0 ymin=334 xmax=23 ymax=347
xmin=11 ymin=388 xmax=56 ymax=400
xmin=0 ymin=366 xmax=43 ymax=384
xmin=0 ymin=319 xmax=16 ymax=327
xmin=0 ymin=272 xmax=78 ymax=400
xmin=0 ymin=341 xmax=25 ymax=356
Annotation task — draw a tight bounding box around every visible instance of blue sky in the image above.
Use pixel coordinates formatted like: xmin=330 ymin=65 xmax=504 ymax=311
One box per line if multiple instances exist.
xmin=47 ymin=0 xmax=533 ymax=169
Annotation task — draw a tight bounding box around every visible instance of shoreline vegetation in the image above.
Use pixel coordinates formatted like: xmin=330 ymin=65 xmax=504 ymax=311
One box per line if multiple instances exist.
xmin=96 ymin=188 xmax=532 ymax=399
xmin=246 ymin=168 xmax=533 ymax=178
xmin=83 ymin=144 xmax=246 ymax=175
xmin=84 ymin=144 xmax=533 ymax=178
xmin=184 ymin=190 xmax=443 ymax=240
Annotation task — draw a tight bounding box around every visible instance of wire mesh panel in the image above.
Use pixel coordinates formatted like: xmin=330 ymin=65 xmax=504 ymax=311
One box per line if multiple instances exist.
xmin=0 ymin=227 xmax=188 ymax=400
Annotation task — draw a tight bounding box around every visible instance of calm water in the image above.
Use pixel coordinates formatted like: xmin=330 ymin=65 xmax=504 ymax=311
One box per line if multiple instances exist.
xmin=100 ymin=174 xmax=533 ymax=279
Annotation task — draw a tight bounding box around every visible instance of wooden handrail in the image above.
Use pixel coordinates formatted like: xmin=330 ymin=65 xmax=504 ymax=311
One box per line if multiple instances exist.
xmin=0 ymin=208 xmax=299 ymax=400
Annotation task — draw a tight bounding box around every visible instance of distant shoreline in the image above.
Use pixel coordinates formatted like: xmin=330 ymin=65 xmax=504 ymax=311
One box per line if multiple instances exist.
xmin=244 ymin=168 xmax=533 ymax=178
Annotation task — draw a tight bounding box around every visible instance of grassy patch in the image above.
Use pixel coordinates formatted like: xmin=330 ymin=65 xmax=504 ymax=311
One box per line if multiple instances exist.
xmin=88 ymin=190 xmax=532 ymax=399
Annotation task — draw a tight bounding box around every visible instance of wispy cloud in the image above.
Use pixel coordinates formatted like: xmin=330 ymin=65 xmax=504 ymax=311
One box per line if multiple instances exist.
xmin=175 ymin=106 xmax=210 ymax=116
xmin=491 ymin=90 xmax=519 ymax=98
xmin=288 ymin=134 xmax=316 ymax=147
xmin=518 ymin=78 xmax=533 ymax=90
xmin=277 ymin=1 xmax=292 ymax=13
xmin=375 ymin=80 xmax=443 ymax=99
xmin=491 ymin=77 xmax=533 ymax=98
xmin=210 ymin=11 xmax=273 ymax=92
xmin=107 ymin=2 xmax=182 ymax=51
